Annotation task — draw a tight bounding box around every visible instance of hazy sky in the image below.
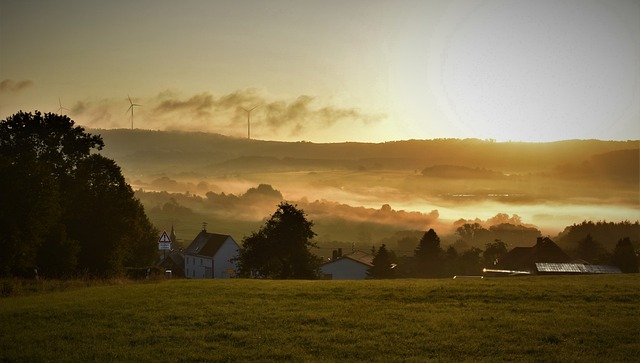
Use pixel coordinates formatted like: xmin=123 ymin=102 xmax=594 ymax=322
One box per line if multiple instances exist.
xmin=1 ymin=0 xmax=638 ymax=143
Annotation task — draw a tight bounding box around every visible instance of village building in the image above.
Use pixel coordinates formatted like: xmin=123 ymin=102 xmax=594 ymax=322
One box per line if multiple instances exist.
xmin=184 ymin=229 xmax=240 ymax=279
xmin=497 ymin=237 xmax=572 ymax=272
xmin=320 ymin=250 xmax=374 ymax=280
xmin=489 ymin=237 xmax=621 ymax=275
xmin=158 ymin=251 xmax=185 ymax=278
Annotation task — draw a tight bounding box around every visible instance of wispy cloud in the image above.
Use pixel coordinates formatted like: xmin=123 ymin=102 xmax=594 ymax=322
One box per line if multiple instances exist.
xmin=0 ymin=79 xmax=35 ymax=93
xmin=70 ymin=88 xmax=384 ymax=139
xmin=150 ymin=89 xmax=383 ymax=136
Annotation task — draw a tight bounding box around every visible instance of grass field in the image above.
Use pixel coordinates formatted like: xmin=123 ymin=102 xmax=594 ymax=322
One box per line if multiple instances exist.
xmin=1 ymin=275 xmax=638 ymax=362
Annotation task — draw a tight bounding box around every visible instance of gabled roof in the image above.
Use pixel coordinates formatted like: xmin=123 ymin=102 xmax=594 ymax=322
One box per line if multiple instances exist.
xmin=323 ymin=250 xmax=374 ymax=267
xmin=498 ymin=237 xmax=572 ymax=271
xmin=159 ymin=251 xmax=184 ymax=268
xmin=184 ymin=231 xmax=236 ymax=257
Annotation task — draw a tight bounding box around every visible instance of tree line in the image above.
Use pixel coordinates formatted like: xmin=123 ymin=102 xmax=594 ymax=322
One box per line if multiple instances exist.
xmin=231 ymin=203 xmax=638 ymax=279
xmin=366 ymin=229 xmax=639 ymax=279
xmin=0 ymin=112 xmax=158 ymax=277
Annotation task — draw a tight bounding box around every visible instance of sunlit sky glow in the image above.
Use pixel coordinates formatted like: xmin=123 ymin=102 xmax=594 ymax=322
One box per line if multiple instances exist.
xmin=1 ymin=0 xmax=639 ymax=143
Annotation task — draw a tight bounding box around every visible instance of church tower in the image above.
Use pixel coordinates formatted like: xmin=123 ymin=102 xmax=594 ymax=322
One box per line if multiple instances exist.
xmin=170 ymin=225 xmax=177 ymax=250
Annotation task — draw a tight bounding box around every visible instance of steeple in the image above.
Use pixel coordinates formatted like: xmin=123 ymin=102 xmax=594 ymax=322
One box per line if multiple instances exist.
xmin=170 ymin=225 xmax=177 ymax=246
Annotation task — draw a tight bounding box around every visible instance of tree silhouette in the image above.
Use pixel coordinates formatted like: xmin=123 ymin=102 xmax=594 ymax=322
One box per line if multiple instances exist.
xmin=367 ymin=244 xmax=395 ymax=279
xmin=611 ymin=237 xmax=638 ymax=273
xmin=414 ymin=228 xmax=443 ymax=277
xmin=0 ymin=111 xmax=156 ymax=277
xmin=65 ymin=155 xmax=157 ymax=275
xmin=457 ymin=247 xmax=483 ymax=275
xmin=574 ymin=233 xmax=609 ymax=264
xmin=0 ymin=153 xmax=60 ymax=275
xmin=236 ymin=202 xmax=321 ymax=279
xmin=483 ymin=240 xmax=508 ymax=267
xmin=456 ymin=223 xmax=491 ymax=246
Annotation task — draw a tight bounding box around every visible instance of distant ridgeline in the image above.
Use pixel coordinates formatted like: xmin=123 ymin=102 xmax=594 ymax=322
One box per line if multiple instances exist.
xmin=95 ymin=129 xmax=638 ymax=178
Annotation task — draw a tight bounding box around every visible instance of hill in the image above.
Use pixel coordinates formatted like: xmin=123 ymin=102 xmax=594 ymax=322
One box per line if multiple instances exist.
xmin=92 ymin=129 xmax=639 ymax=247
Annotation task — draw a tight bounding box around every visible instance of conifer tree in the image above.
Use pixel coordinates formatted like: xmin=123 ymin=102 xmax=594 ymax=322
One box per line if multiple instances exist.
xmin=367 ymin=244 xmax=395 ymax=279
xmin=414 ymin=228 xmax=443 ymax=277
xmin=612 ymin=237 xmax=639 ymax=273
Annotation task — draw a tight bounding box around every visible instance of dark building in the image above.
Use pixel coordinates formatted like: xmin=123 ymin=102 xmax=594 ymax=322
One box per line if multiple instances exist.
xmin=497 ymin=237 xmax=572 ymax=272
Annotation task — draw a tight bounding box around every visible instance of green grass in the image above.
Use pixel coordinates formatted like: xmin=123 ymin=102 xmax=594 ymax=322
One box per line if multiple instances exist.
xmin=1 ymin=275 xmax=638 ymax=362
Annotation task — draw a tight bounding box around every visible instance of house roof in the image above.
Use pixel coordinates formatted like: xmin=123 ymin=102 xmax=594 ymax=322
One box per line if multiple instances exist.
xmin=159 ymin=251 xmax=184 ymax=268
xmin=323 ymin=250 xmax=374 ymax=267
xmin=184 ymin=231 xmax=236 ymax=257
xmin=535 ymin=263 xmax=622 ymax=274
xmin=498 ymin=237 xmax=571 ymax=270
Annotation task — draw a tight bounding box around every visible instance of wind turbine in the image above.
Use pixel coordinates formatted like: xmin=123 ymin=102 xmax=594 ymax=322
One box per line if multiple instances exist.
xmin=126 ymin=95 xmax=142 ymax=130
xmin=241 ymin=105 xmax=258 ymax=139
xmin=57 ymin=97 xmax=70 ymax=114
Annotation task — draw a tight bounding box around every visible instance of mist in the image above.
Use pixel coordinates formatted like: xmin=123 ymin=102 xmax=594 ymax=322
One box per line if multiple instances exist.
xmin=98 ymin=130 xmax=639 ymax=251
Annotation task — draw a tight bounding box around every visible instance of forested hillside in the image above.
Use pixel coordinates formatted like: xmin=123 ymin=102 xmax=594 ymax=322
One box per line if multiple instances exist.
xmin=91 ymin=129 xmax=639 ymax=258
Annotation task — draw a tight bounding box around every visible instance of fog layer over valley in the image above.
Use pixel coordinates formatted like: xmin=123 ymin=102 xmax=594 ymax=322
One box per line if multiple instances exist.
xmin=96 ymin=129 xmax=639 ymax=253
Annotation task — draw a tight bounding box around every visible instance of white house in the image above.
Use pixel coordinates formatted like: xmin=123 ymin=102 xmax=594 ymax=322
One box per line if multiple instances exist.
xmin=184 ymin=230 xmax=240 ymax=279
xmin=320 ymin=250 xmax=374 ymax=280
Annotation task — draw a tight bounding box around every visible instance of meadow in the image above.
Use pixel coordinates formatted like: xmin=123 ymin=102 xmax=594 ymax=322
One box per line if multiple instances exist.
xmin=1 ymin=275 xmax=638 ymax=362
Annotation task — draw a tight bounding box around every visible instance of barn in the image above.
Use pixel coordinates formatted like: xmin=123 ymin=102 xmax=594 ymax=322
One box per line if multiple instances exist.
xmin=496 ymin=237 xmax=572 ymax=272
xmin=488 ymin=237 xmax=621 ymax=275
xmin=184 ymin=230 xmax=240 ymax=279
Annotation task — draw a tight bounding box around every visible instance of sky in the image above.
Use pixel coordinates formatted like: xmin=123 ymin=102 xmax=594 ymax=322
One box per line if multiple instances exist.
xmin=1 ymin=0 xmax=639 ymax=143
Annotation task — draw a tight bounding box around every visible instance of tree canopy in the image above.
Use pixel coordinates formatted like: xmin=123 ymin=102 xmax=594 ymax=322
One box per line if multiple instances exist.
xmin=235 ymin=202 xmax=321 ymax=279
xmin=0 ymin=111 xmax=157 ymax=277
xmin=367 ymin=244 xmax=395 ymax=279
xmin=414 ymin=228 xmax=443 ymax=277
xmin=612 ymin=237 xmax=639 ymax=273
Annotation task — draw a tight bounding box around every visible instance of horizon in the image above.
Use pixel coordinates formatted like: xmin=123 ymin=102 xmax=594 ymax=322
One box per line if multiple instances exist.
xmin=1 ymin=0 xmax=639 ymax=144
xmin=87 ymin=126 xmax=640 ymax=145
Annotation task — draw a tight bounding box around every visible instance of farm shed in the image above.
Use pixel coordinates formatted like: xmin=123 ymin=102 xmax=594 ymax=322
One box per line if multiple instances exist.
xmin=496 ymin=237 xmax=571 ymax=273
xmin=321 ymin=250 xmax=374 ymax=280
xmin=184 ymin=230 xmax=240 ymax=279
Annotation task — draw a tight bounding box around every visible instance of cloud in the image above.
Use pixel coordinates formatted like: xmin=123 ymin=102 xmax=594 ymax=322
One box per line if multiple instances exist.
xmin=154 ymin=92 xmax=215 ymax=119
xmin=0 ymin=79 xmax=35 ymax=93
xmin=69 ymin=88 xmax=384 ymax=139
xmin=150 ymin=88 xmax=383 ymax=136
xmin=71 ymin=99 xmax=121 ymax=129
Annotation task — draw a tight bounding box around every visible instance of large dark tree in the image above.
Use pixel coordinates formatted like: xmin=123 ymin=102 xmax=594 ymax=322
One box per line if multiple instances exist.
xmin=456 ymin=223 xmax=491 ymax=246
xmin=0 ymin=111 xmax=103 ymax=177
xmin=611 ymin=237 xmax=639 ymax=273
xmin=0 ymin=154 xmax=60 ymax=275
xmin=574 ymin=233 xmax=609 ymax=265
xmin=482 ymin=240 xmax=508 ymax=268
xmin=65 ymin=155 xmax=157 ymax=275
xmin=236 ymin=202 xmax=321 ymax=279
xmin=456 ymin=247 xmax=483 ymax=275
xmin=0 ymin=111 xmax=156 ymax=277
xmin=414 ymin=228 xmax=443 ymax=277
xmin=367 ymin=244 xmax=395 ymax=279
